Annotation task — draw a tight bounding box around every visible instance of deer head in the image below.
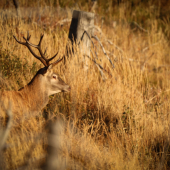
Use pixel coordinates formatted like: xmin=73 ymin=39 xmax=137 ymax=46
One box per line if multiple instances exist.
xmin=13 ymin=32 xmax=70 ymax=96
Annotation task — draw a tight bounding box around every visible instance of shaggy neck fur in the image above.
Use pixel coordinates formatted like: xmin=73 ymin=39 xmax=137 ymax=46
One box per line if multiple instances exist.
xmin=18 ymin=74 xmax=49 ymax=113
xmin=0 ymin=74 xmax=49 ymax=120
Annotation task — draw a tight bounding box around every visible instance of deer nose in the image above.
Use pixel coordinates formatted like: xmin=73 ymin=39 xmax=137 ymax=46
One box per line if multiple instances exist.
xmin=68 ymin=86 xmax=71 ymax=91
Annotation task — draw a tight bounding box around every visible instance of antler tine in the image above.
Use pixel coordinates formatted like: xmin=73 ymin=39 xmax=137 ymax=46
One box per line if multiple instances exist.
xmin=26 ymin=34 xmax=44 ymax=48
xmin=27 ymin=31 xmax=31 ymax=41
xmin=38 ymin=34 xmax=44 ymax=46
xmin=25 ymin=34 xmax=49 ymax=62
xmin=48 ymin=51 xmax=59 ymax=62
xmin=25 ymin=34 xmax=59 ymax=65
xmin=51 ymin=56 xmax=63 ymax=67
xmin=13 ymin=35 xmax=25 ymax=45
xmin=44 ymin=47 xmax=47 ymax=56
xmin=14 ymin=34 xmax=60 ymax=67
xmin=13 ymin=35 xmax=48 ymax=67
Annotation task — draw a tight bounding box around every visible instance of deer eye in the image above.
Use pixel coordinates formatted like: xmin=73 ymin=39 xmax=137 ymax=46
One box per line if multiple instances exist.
xmin=53 ymin=75 xmax=56 ymax=79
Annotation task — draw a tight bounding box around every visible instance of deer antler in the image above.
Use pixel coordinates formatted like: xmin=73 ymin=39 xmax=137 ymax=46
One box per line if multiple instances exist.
xmin=13 ymin=32 xmax=62 ymax=67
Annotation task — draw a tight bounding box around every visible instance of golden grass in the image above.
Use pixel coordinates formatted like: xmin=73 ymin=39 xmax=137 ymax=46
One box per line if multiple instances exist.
xmin=0 ymin=5 xmax=170 ymax=170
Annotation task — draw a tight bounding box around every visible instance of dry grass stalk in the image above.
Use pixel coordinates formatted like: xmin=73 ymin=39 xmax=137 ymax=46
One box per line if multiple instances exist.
xmin=0 ymin=5 xmax=170 ymax=170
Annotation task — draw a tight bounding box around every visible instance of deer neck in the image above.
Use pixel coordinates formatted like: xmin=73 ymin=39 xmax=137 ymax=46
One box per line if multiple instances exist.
xmin=19 ymin=75 xmax=49 ymax=113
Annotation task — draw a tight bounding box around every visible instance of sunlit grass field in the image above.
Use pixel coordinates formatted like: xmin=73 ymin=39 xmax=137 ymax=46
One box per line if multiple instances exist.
xmin=1 ymin=1 xmax=170 ymax=169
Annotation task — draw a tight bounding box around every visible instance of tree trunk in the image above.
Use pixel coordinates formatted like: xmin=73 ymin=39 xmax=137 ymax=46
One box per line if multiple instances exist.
xmin=68 ymin=10 xmax=94 ymax=59
xmin=12 ymin=0 xmax=20 ymax=17
xmin=67 ymin=10 xmax=94 ymax=119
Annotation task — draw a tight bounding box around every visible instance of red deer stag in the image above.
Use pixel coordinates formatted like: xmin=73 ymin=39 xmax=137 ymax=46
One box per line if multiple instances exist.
xmin=0 ymin=33 xmax=70 ymax=122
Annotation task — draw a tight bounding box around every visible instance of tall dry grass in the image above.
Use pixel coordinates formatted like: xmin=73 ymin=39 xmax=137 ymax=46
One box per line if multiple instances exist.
xmin=0 ymin=4 xmax=170 ymax=170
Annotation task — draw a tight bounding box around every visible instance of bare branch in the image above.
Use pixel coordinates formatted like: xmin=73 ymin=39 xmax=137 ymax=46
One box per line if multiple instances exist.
xmin=80 ymin=30 xmax=98 ymax=59
xmin=84 ymin=54 xmax=112 ymax=78
xmin=56 ymin=18 xmax=71 ymax=26
xmin=90 ymin=50 xmax=106 ymax=80
xmin=141 ymin=41 xmax=161 ymax=53
xmin=131 ymin=21 xmax=149 ymax=33
xmin=88 ymin=25 xmax=104 ymax=36
xmin=92 ymin=35 xmax=115 ymax=68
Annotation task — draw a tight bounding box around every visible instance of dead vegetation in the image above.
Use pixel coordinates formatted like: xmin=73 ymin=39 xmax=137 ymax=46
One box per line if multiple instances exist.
xmin=0 ymin=1 xmax=170 ymax=170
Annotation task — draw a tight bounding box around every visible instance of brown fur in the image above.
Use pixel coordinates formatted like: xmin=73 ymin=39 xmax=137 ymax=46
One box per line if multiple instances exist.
xmin=0 ymin=66 xmax=70 ymax=123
